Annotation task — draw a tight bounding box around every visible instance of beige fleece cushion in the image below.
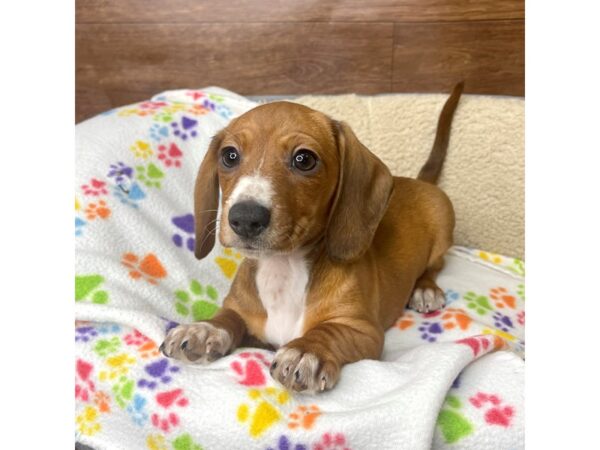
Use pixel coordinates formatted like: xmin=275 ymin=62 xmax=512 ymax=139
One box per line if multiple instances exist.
xmin=292 ymin=94 xmax=524 ymax=259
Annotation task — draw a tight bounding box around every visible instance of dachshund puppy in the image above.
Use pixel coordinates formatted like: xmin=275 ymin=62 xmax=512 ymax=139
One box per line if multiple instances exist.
xmin=161 ymin=83 xmax=464 ymax=393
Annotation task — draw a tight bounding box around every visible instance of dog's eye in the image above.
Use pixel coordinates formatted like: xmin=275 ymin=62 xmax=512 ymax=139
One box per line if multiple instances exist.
xmin=292 ymin=149 xmax=318 ymax=172
xmin=221 ymin=147 xmax=240 ymax=168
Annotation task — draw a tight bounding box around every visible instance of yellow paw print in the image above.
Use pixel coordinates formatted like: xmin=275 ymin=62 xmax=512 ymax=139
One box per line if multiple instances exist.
xmin=215 ymin=248 xmax=243 ymax=279
xmin=76 ymin=406 xmax=101 ymax=436
xmin=146 ymin=433 xmax=168 ymax=450
xmin=483 ymin=327 xmax=516 ymax=342
xmin=478 ymin=251 xmax=503 ymax=265
xmin=237 ymin=387 xmax=290 ymax=438
xmin=130 ymin=140 xmax=153 ymax=159
xmin=98 ymin=353 xmax=137 ymax=381
xmin=75 ymin=197 xmax=81 ymax=211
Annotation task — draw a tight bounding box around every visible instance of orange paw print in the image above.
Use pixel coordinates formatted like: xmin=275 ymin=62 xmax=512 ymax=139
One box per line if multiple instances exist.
xmin=395 ymin=311 xmax=415 ymax=330
xmin=85 ymin=200 xmax=111 ymax=220
xmin=93 ymin=391 xmax=111 ymax=413
xmin=122 ymin=253 xmax=167 ymax=285
xmin=215 ymin=248 xmax=243 ymax=279
xmin=441 ymin=308 xmax=472 ymax=331
xmin=490 ymin=287 xmax=516 ymax=309
xmin=288 ymin=404 xmax=321 ymax=430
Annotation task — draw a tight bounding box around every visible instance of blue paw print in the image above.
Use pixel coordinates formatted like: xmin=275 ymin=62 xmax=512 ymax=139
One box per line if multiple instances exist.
xmin=266 ymin=435 xmax=308 ymax=450
xmin=107 ymin=162 xmax=134 ymax=185
xmin=138 ymin=358 xmax=180 ymax=390
xmin=172 ymin=214 xmax=195 ymax=252
xmin=126 ymin=394 xmax=149 ymax=426
xmin=75 ymin=326 xmax=98 ymax=342
xmin=163 ymin=318 xmax=179 ymax=333
xmin=493 ymin=312 xmax=514 ymax=332
xmin=112 ymin=182 xmax=146 ymax=209
xmin=444 ymin=289 xmax=460 ymax=305
xmin=96 ymin=323 xmax=122 ymax=335
xmin=418 ymin=321 xmax=444 ymax=342
xmin=149 ymin=123 xmax=170 ymax=141
xmin=75 ymin=217 xmax=86 ymax=237
xmin=171 ymin=116 xmax=198 ymax=140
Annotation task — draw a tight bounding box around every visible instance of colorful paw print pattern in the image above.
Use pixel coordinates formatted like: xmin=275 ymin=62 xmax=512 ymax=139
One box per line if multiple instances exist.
xmin=122 ymin=252 xmax=167 ymax=285
xmin=172 ymin=214 xmax=195 ymax=252
xmin=288 ymin=405 xmax=322 ymax=430
xmin=75 ymin=274 xmax=110 ymax=304
xmin=230 ymin=352 xmax=271 ymax=387
xmin=469 ymin=392 xmax=515 ymax=428
xmin=237 ymin=387 xmax=290 ymax=438
xmin=138 ymin=359 xmax=180 ymax=390
xmin=152 ymin=388 xmax=189 ymax=432
xmin=174 ymin=280 xmax=219 ymax=321
xmin=171 ymin=116 xmax=198 ymax=140
xmin=215 ymin=247 xmax=243 ymax=279
xmin=437 ymin=395 xmax=474 ymax=444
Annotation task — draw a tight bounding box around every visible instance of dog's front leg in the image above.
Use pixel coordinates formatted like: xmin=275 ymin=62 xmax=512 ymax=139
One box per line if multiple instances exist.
xmin=270 ymin=321 xmax=383 ymax=393
xmin=160 ymin=307 xmax=246 ymax=363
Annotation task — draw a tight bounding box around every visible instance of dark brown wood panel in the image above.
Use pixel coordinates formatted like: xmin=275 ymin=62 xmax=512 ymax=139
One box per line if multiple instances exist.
xmin=393 ymin=20 xmax=524 ymax=95
xmin=76 ymin=0 xmax=524 ymax=24
xmin=76 ymin=23 xmax=393 ymax=121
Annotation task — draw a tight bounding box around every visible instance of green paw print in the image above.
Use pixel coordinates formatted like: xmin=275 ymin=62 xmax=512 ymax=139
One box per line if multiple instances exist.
xmin=174 ymin=280 xmax=219 ymax=321
xmin=136 ymin=163 xmax=164 ymax=188
xmin=112 ymin=376 xmax=135 ymax=409
xmin=464 ymin=291 xmax=493 ymax=315
xmin=437 ymin=395 xmax=474 ymax=444
xmin=172 ymin=434 xmax=203 ymax=450
xmin=517 ymin=283 xmax=525 ymax=301
xmin=94 ymin=336 xmax=121 ymax=357
xmin=75 ymin=275 xmax=109 ymax=304
xmin=154 ymin=111 xmax=174 ymax=123
xmin=510 ymin=258 xmax=525 ymax=276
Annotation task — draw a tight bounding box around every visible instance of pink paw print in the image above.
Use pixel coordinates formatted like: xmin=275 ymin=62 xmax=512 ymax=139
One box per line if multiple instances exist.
xmin=75 ymin=359 xmax=95 ymax=402
xmin=124 ymin=329 xmax=151 ymax=346
xmin=157 ymin=143 xmax=183 ymax=168
xmin=313 ymin=432 xmax=351 ymax=450
xmin=517 ymin=310 xmax=525 ymax=325
xmin=151 ymin=388 xmax=189 ymax=432
xmin=231 ymin=352 xmax=271 ymax=387
xmin=81 ymin=178 xmax=108 ymax=196
xmin=469 ymin=392 xmax=515 ymax=427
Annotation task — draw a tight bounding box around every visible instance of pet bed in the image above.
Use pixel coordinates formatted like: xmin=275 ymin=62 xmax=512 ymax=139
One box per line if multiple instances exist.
xmin=75 ymin=88 xmax=525 ymax=450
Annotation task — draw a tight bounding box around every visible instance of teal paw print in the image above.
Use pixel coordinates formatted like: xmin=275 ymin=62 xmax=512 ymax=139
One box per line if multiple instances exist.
xmin=113 ymin=376 xmax=135 ymax=409
xmin=94 ymin=336 xmax=121 ymax=357
xmin=437 ymin=395 xmax=474 ymax=444
xmin=174 ymin=280 xmax=219 ymax=321
xmin=464 ymin=291 xmax=493 ymax=315
xmin=75 ymin=275 xmax=109 ymax=304
xmin=136 ymin=163 xmax=164 ymax=188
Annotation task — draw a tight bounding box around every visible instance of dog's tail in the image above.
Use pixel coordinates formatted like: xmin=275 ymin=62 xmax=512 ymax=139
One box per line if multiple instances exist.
xmin=417 ymin=81 xmax=464 ymax=184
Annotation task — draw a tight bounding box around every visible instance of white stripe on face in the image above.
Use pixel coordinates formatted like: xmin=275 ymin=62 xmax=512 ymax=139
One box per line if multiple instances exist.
xmin=226 ymin=175 xmax=274 ymax=208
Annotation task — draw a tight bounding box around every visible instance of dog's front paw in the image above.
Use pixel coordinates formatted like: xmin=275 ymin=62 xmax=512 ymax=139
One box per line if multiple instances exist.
xmin=270 ymin=346 xmax=340 ymax=393
xmin=160 ymin=322 xmax=232 ymax=363
xmin=409 ymin=286 xmax=446 ymax=313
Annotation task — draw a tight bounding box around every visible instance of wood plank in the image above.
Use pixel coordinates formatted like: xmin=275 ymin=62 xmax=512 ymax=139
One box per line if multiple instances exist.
xmin=76 ymin=23 xmax=393 ymax=122
xmin=392 ymin=20 xmax=524 ymax=96
xmin=76 ymin=0 xmax=524 ymax=24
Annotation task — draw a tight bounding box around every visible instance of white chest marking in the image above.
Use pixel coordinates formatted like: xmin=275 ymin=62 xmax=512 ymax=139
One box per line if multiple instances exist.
xmin=256 ymin=254 xmax=309 ymax=348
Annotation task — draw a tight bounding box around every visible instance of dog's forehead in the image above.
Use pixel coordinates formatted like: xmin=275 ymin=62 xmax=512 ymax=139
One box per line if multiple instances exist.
xmin=226 ymin=102 xmax=334 ymax=147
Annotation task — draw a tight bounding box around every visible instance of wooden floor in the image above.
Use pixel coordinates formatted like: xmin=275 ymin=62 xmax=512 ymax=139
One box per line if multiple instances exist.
xmin=76 ymin=0 xmax=524 ymax=122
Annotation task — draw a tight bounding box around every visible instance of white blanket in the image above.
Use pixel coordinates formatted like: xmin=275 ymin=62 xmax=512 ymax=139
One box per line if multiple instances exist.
xmin=75 ymin=88 xmax=524 ymax=450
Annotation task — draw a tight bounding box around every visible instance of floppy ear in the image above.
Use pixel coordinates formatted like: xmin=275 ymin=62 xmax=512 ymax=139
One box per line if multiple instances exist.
xmin=327 ymin=121 xmax=394 ymax=263
xmin=194 ymin=131 xmax=223 ymax=259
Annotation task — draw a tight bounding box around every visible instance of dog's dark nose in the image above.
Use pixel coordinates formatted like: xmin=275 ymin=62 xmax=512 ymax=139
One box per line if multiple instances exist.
xmin=228 ymin=201 xmax=271 ymax=238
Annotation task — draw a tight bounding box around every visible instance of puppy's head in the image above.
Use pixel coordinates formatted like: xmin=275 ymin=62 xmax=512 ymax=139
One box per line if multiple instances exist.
xmin=194 ymin=102 xmax=393 ymax=262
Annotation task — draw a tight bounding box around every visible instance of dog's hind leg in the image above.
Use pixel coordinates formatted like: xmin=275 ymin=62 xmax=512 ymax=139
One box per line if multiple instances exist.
xmin=408 ymin=256 xmax=446 ymax=313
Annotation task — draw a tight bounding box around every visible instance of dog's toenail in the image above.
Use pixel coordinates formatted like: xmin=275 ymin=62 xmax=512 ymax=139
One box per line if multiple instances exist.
xmin=159 ymin=343 xmax=166 ymax=355
xmin=294 ymin=370 xmax=300 ymax=381
xmin=181 ymin=340 xmax=188 ymax=350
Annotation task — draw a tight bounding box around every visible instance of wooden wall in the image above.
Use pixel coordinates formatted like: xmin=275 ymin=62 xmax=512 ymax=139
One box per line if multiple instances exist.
xmin=76 ymin=0 xmax=524 ymax=122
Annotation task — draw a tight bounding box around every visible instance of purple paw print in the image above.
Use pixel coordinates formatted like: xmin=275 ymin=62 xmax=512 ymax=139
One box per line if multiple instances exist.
xmin=418 ymin=321 xmax=443 ymax=342
xmin=172 ymin=214 xmax=195 ymax=252
xmin=266 ymin=435 xmax=308 ymax=450
xmin=107 ymin=162 xmax=134 ymax=185
xmin=171 ymin=116 xmax=198 ymax=140
xmin=164 ymin=319 xmax=179 ymax=333
xmin=138 ymin=358 xmax=180 ymax=389
xmin=493 ymin=312 xmax=514 ymax=332
xmin=75 ymin=326 xmax=98 ymax=342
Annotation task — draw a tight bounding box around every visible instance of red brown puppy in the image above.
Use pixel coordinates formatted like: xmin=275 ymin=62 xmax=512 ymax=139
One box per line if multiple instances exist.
xmin=161 ymin=83 xmax=464 ymax=393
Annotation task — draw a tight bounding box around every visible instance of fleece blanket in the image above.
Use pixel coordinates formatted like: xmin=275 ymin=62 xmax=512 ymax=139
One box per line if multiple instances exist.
xmin=75 ymin=88 xmax=525 ymax=450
